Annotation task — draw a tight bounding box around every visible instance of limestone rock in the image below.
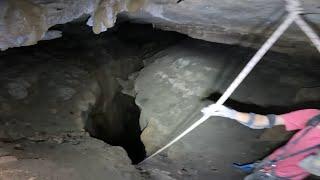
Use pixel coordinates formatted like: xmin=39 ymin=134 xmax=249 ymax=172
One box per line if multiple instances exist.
xmin=149 ymin=168 xmax=176 ymax=180
xmin=42 ymin=30 xmax=62 ymax=41
xmin=1 ymin=0 xmax=319 ymax=56
xmin=0 ymin=0 xmax=48 ymax=50
xmin=0 ymin=149 xmax=10 ymax=157
xmin=295 ymin=87 xmax=320 ymax=103
xmin=87 ymin=0 xmax=123 ymax=34
xmin=57 ymin=87 xmax=76 ymax=101
xmin=134 ymin=43 xmax=218 ymax=154
xmin=7 ymin=79 xmax=31 ymax=100
xmin=0 ymin=136 xmax=141 ymax=180
xmin=0 ymin=0 xmax=97 ymax=50
xmin=134 ymin=39 xmax=320 ymax=178
xmin=0 ymin=156 xmax=18 ymax=165
xmin=127 ymin=0 xmax=320 ymax=56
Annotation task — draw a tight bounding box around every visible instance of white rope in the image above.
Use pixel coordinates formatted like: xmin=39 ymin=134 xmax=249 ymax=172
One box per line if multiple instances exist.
xmin=294 ymin=16 xmax=320 ymax=53
xmin=214 ymin=14 xmax=297 ymax=105
xmin=140 ymin=0 xmax=320 ymax=164
xmin=285 ymin=0 xmax=320 ymax=52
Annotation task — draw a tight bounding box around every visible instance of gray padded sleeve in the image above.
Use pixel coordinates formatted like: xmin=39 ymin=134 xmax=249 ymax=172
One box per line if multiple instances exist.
xmin=266 ymin=114 xmax=277 ymax=128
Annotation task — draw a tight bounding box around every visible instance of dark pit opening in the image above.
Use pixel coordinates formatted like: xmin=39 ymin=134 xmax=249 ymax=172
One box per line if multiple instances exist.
xmin=79 ymin=21 xmax=186 ymax=164
xmin=85 ymin=92 xmax=146 ymax=164
xmin=0 ymin=19 xmax=187 ymax=166
xmin=207 ymin=92 xmax=320 ymax=115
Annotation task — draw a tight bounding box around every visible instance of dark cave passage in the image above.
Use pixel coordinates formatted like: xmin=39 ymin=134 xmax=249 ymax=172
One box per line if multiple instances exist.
xmin=76 ymin=22 xmax=187 ymax=164
xmin=85 ymin=92 xmax=146 ymax=164
xmin=207 ymin=92 xmax=320 ymax=115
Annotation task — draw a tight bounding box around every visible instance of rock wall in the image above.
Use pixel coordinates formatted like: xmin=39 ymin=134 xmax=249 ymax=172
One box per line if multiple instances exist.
xmin=134 ymin=39 xmax=320 ymax=154
xmin=0 ymin=22 xmax=188 ymax=180
xmin=1 ymin=0 xmax=319 ymax=56
xmin=0 ymin=39 xmax=141 ymax=179
xmin=0 ymin=0 xmax=95 ymax=50
xmin=127 ymin=0 xmax=320 ymax=56
xmin=133 ymin=39 xmax=320 ymax=179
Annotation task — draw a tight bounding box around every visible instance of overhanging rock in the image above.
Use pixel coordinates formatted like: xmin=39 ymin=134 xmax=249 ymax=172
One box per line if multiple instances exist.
xmin=0 ymin=0 xmax=319 ymax=55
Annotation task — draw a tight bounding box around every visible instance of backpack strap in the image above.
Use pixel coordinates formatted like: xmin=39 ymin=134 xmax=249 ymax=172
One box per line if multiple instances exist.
xmin=266 ymin=144 xmax=320 ymax=179
xmin=274 ymin=144 xmax=320 ymax=162
xmin=266 ymin=114 xmax=277 ymax=128
xmin=306 ymin=114 xmax=320 ymax=127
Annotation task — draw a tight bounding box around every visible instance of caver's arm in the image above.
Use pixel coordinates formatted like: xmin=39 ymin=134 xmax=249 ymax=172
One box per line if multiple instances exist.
xmin=201 ymin=104 xmax=284 ymax=129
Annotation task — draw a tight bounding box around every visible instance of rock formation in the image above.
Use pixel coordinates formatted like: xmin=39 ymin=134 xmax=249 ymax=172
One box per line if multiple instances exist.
xmin=1 ymin=0 xmax=319 ymax=56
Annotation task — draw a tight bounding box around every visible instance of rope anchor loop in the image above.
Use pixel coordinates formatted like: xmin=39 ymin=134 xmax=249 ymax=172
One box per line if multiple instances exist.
xmin=286 ymin=0 xmax=303 ymax=14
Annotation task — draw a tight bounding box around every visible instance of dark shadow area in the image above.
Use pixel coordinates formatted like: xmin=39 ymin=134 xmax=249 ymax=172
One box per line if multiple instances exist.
xmin=85 ymin=92 xmax=146 ymax=164
xmin=206 ymin=92 xmax=320 ymax=115
xmin=113 ymin=21 xmax=187 ymax=60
